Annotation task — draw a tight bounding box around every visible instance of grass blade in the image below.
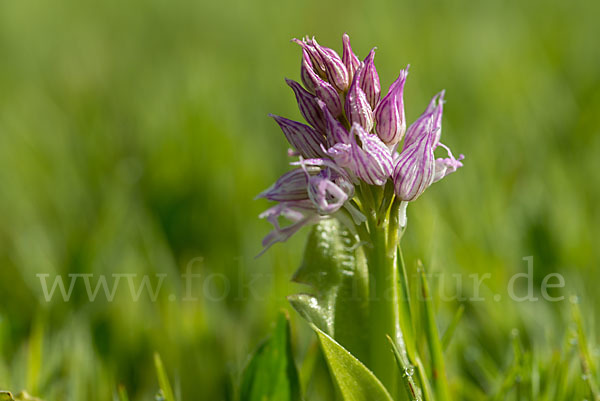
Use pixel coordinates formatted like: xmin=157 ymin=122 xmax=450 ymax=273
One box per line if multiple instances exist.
xmin=441 ymin=304 xmax=464 ymax=351
xmin=117 ymin=385 xmax=130 ymax=401
xmin=386 ymin=335 xmax=422 ymax=401
xmin=572 ymin=299 xmax=600 ymax=400
xmin=418 ymin=261 xmax=451 ymax=401
xmin=154 ymin=353 xmax=176 ymax=401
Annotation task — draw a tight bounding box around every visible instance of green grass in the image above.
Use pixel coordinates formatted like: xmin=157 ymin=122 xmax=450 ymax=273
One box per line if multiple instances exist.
xmin=0 ymin=0 xmax=599 ymax=399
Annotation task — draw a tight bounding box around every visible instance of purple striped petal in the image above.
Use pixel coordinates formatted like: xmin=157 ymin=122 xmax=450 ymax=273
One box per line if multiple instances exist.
xmin=314 ymin=78 xmax=343 ymax=117
xmin=345 ymin=64 xmax=374 ymax=132
xmin=256 ymin=167 xmax=317 ymax=201
xmin=270 ymin=115 xmax=327 ymax=159
xmin=359 ymin=48 xmax=381 ymax=109
xmin=374 ymin=67 xmax=408 ymax=146
xmin=327 ymin=123 xmax=393 ymax=186
xmin=316 ymin=99 xmax=350 ymax=146
xmin=352 ymin=123 xmax=394 ymax=185
xmin=312 ymin=37 xmax=349 ymax=91
xmin=300 ymin=52 xmax=343 ymax=117
xmin=293 ymin=37 xmax=326 ymax=77
xmin=342 ymin=33 xmax=361 ymax=81
xmin=393 ymin=117 xmax=436 ymax=201
xmin=286 ymin=79 xmax=327 ymax=134
xmin=404 ymin=90 xmax=445 ymax=149
xmin=300 ymin=50 xmax=317 ymax=93
xmin=326 ymin=142 xmax=353 ymax=167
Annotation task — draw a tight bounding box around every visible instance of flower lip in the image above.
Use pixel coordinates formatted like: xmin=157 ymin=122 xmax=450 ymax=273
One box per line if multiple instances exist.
xmin=305 ymin=168 xmax=350 ymax=214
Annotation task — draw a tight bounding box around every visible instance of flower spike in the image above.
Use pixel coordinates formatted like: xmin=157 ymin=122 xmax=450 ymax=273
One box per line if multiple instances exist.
xmin=259 ymin=34 xmax=463 ymax=254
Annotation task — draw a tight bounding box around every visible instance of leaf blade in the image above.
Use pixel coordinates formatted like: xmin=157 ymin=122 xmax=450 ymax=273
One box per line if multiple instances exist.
xmin=240 ymin=312 xmax=301 ymax=401
xmin=311 ymin=324 xmax=394 ymax=401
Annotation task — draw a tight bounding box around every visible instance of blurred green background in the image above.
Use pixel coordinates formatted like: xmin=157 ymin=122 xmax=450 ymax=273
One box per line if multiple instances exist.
xmin=0 ymin=0 xmax=598 ymax=399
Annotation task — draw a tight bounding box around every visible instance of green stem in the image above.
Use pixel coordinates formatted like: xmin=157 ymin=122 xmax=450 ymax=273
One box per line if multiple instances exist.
xmin=366 ymin=210 xmax=400 ymax=397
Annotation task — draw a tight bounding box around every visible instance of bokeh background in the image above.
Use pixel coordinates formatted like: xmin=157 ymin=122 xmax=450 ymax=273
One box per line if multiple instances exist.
xmin=0 ymin=0 xmax=598 ymax=399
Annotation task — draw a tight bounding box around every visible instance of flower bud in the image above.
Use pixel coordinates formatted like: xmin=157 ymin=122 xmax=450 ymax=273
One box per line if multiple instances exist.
xmin=327 ymin=123 xmax=393 ymax=186
xmin=316 ymin=99 xmax=349 ymax=146
xmin=312 ymin=37 xmax=349 ymax=91
xmin=393 ymin=117 xmax=436 ymax=201
xmin=342 ymin=33 xmax=361 ymax=81
xmin=269 ymin=115 xmax=327 ymax=159
xmin=374 ymin=67 xmax=408 ymax=146
xmin=359 ymin=48 xmax=381 ymax=108
xmin=293 ymin=37 xmax=326 ymax=77
xmin=286 ymin=79 xmax=327 ymax=134
xmin=404 ymin=90 xmax=444 ymax=149
xmin=300 ymin=50 xmax=317 ymax=93
xmin=256 ymin=167 xmax=315 ymax=202
xmin=315 ymin=81 xmax=343 ymax=118
xmin=344 ymin=64 xmax=374 ymax=132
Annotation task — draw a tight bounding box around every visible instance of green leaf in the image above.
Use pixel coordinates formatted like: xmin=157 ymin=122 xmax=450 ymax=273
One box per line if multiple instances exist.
xmin=288 ymin=293 xmax=333 ymax=335
xmin=311 ymin=323 xmax=394 ymax=401
xmin=154 ymin=353 xmax=176 ymax=401
xmin=240 ymin=312 xmax=301 ymax=401
xmin=290 ymin=219 xmax=369 ymax=361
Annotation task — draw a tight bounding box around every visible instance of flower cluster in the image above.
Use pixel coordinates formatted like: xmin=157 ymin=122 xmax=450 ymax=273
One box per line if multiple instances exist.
xmin=257 ymin=34 xmax=464 ymax=253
